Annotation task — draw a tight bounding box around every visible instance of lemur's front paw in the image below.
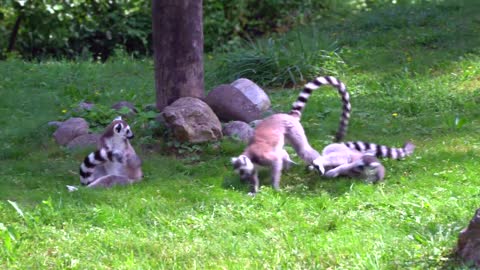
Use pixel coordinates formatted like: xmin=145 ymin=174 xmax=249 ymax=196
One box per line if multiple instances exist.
xmin=112 ymin=151 xmax=124 ymax=162
xmin=324 ymin=170 xmax=339 ymax=178
xmin=311 ymin=158 xmax=325 ymax=175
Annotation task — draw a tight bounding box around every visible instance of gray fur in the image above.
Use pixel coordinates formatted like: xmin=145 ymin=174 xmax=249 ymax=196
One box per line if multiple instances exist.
xmin=232 ymin=113 xmax=320 ymax=194
xmin=231 ymin=75 xmax=352 ymax=195
xmin=312 ymin=141 xmax=415 ymax=182
xmin=79 ymin=117 xmax=143 ymax=188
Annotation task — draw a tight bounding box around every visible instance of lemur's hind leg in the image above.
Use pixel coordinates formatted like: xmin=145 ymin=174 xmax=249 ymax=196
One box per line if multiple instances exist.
xmin=280 ymin=149 xmax=296 ymax=170
xmin=324 ymin=163 xmax=357 ymax=178
xmin=285 ymin=120 xmax=320 ymax=164
xmin=87 ymin=175 xmax=132 ymax=188
xmin=270 ymin=157 xmax=283 ymax=191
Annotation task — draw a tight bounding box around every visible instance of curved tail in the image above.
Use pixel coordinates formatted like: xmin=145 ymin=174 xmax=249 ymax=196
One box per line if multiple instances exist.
xmin=79 ymin=148 xmax=122 ymax=185
xmin=343 ymin=141 xmax=415 ymax=159
xmin=289 ymin=76 xmax=351 ymax=142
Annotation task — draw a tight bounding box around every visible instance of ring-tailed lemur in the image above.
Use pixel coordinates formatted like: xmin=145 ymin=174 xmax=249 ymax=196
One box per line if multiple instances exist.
xmin=311 ymin=141 xmax=415 ymax=183
xmin=231 ymin=76 xmax=351 ymax=195
xmin=78 ymin=117 xmax=143 ymax=188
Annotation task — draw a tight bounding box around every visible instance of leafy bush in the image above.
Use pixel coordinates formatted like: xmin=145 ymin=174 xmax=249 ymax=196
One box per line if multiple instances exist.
xmin=1 ymin=0 xmax=449 ymax=60
xmin=0 ymin=0 xmax=412 ymax=60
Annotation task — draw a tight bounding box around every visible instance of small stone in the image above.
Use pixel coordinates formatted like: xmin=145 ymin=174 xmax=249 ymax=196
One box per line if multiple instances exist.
xmin=77 ymin=102 xmax=95 ymax=111
xmin=66 ymin=133 xmax=101 ymax=150
xmin=112 ymin=101 xmax=138 ymax=117
xmin=456 ymin=208 xmax=480 ymax=267
xmin=47 ymin=121 xmax=63 ymax=128
xmin=53 ymin=117 xmax=89 ymax=146
xmin=223 ymin=121 xmax=254 ymax=143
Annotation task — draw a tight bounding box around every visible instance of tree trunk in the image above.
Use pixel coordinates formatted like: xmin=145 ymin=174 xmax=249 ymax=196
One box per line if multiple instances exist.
xmin=7 ymin=12 xmax=23 ymax=52
xmin=152 ymin=0 xmax=204 ymax=112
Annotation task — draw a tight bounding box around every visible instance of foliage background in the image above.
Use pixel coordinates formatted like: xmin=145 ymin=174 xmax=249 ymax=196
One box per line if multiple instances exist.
xmin=0 ymin=0 xmax=424 ymax=60
xmin=1 ymin=0 xmax=480 ymax=268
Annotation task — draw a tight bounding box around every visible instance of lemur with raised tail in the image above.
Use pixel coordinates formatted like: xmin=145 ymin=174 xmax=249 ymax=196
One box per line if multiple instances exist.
xmin=311 ymin=141 xmax=415 ymax=183
xmin=231 ymin=76 xmax=351 ymax=195
xmin=78 ymin=117 xmax=143 ymax=188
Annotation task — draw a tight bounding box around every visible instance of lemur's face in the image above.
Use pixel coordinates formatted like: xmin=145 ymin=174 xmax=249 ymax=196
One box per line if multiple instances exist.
xmin=231 ymin=155 xmax=255 ymax=180
xmin=112 ymin=119 xmax=134 ymax=140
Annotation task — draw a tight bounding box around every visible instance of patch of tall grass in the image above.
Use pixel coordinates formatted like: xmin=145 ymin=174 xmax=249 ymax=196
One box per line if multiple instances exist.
xmin=210 ymin=28 xmax=346 ymax=87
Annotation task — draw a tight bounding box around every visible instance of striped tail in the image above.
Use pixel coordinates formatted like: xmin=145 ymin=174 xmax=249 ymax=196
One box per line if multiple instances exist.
xmin=79 ymin=148 xmax=122 ymax=185
xmin=289 ymin=76 xmax=351 ymax=142
xmin=342 ymin=141 xmax=415 ymax=160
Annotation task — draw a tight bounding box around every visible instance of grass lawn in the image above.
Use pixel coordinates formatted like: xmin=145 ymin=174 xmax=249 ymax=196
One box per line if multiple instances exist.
xmin=1 ymin=1 xmax=480 ymax=269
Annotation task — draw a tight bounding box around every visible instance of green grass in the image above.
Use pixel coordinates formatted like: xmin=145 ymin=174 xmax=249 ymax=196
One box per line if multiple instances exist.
xmin=1 ymin=0 xmax=480 ymax=268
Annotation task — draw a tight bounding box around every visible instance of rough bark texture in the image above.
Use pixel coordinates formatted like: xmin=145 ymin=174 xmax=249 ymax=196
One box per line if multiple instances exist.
xmin=456 ymin=208 xmax=480 ymax=267
xmin=7 ymin=12 xmax=23 ymax=52
xmin=152 ymin=0 xmax=204 ymax=112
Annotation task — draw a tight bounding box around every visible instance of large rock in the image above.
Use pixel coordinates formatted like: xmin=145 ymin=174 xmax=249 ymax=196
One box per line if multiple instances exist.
xmin=456 ymin=208 xmax=480 ymax=267
xmin=162 ymin=97 xmax=222 ymax=143
xmin=223 ymin=121 xmax=253 ymax=143
xmin=53 ymin=117 xmax=89 ymax=146
xmin=231 ymin=78 xmax=271 ymax=111
xmin=206 ymin=78 xmax=270 ymax=122
xmin=66 ymin=133 xmax=101 ymax=150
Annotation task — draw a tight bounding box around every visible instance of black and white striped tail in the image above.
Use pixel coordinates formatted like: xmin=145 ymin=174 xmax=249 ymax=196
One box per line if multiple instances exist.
xmin=289 ymin=76 xmax=351 ymax=142
xmin=79 ymin=148 xmax=122 ymax=185
xmin=343 ymin=141 xmax=415 ymax=159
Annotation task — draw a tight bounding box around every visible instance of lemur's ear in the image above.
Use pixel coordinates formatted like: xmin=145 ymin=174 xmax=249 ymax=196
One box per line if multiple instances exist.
xmin=114 ymin=123 xmax=123 ymax=133
xmin=231 ymin=157 xmax=238 ymax=164
xmin=114 ymin=116 xmax=122 ymax=121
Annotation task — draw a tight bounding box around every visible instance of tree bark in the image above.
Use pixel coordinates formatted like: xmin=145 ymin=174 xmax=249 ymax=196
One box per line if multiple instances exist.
xmin=7 ymin=12 xmax=23 ymax=52
xmin=152 ymin=0 xmax=204 ymax=112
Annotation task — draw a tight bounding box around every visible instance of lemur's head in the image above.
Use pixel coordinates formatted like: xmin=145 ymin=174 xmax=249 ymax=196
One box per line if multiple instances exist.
xmin=105 ymin=116 xmax=134 ymax=140
xmin=355 ymin=154 xmax=385 ymax=183
xmin=231 ymin=155 xmax=255 ymax=180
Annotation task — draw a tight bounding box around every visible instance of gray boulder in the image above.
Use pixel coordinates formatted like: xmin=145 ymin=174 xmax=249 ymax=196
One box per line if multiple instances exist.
xmin=456 ymin=208 xmax=480 ymax=267
xmin=112 ymin=101 xmax=138 ymax=117
xmin=66 ymin=133 xmax=101 ymax=150
xmin=223 ymin=121 xmax=254 ymax=143
xmin=206 ymin=79 xmax=270 ymax=122
xmin=53 ymin=117 xmax=89 ymax=146
xmin=162 ymin=97 xmax=222 ymax=143
xmin=231 ymin=78 xmax=271 ymax=112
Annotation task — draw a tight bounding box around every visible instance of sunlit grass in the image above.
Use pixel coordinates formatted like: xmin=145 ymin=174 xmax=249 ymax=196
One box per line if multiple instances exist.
xmin=1 ymin=0 xmax=480 ymax=269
